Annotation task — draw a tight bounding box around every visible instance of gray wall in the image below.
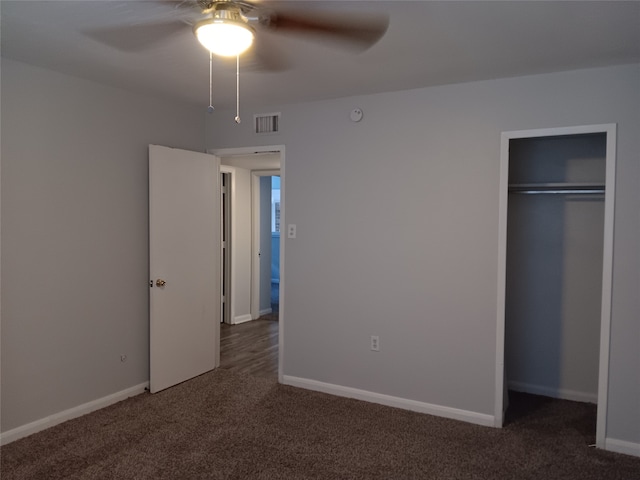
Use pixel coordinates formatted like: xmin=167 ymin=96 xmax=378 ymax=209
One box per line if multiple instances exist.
xmin=1 ymin=58 xmax=205 ymax=432
xmin=205 ymin=64 xmax=640 ymax=445
xmin=219 ymin=161 xmax=252 ymax=322
xmin=2 ymin=56 xmax=638 ymax=448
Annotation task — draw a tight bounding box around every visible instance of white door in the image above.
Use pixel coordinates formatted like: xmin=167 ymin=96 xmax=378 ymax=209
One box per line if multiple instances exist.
xmin=149 ymin=144 xmax=220 ymax=393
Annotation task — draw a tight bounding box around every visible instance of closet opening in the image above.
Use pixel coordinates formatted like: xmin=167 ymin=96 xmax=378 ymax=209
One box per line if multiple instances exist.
xmin=495 ymin=125 xmax=616 ymax=450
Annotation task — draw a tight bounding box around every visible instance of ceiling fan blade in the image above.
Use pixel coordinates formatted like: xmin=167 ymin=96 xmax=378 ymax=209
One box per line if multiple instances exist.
xmin=83 ymin=20 xmax=189 ymax=52
xmin=262 ymin=9 xmax=389 ymax=52
xmin=245 ymin=33 xmax=291 ymax=72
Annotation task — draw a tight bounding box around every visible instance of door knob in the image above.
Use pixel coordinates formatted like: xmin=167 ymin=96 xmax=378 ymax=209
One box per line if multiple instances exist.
xmin=156 ymin=279 xmax=167 ymax=287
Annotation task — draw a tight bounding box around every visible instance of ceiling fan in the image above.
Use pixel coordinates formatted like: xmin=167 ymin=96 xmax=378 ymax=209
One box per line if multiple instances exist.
xmin=85 ymin=0 xmax=390 ymax=70
xmin=85 ymin=1 xmax=388 ymax=122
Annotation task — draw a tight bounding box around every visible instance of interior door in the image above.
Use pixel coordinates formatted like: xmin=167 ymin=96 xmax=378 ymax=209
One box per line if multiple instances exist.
xmin=149 ymin=144 xmax=220 ymax=393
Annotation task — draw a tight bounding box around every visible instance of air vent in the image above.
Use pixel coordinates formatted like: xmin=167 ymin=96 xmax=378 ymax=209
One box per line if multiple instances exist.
xmin=254 ymin=113 xmax=280 ymax=134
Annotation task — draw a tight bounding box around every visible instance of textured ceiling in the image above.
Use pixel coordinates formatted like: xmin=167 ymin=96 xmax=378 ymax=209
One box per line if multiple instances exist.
xmin=2 ymin=1 xmax=639 ymax=111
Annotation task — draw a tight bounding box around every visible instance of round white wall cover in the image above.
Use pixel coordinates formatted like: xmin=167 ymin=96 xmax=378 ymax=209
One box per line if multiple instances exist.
xmin=350 ymin=108 xmax=363 ymax=122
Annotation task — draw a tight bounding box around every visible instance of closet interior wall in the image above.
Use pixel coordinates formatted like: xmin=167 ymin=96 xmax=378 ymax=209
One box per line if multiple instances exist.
xmin=505 ymin=133 xmax=606 ymax=404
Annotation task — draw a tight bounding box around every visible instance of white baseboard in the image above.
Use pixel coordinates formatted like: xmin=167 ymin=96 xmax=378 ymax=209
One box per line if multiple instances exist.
xmin=605 ymin=438 xmax=640 ymax=458
xmin=0 ymin=382 xmax=148 ymax=446
xmin=282 ymin=375 xmax=494 ymax=427
xmin=232 ymin=314 xmax=253 ymax=325
xmin=508 ymin=381 xmax=597 ymax=404
xmin=259 ymin=308 xmax=273 ymax=316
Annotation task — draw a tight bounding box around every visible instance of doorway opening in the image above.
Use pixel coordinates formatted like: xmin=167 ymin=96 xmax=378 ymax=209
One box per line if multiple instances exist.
xmin=270 ymin=175 xmax=281 ymax=316
xmin=215 ymin=146 xmax=285 ymax=382
xmin=252 ymin=171 xmax=281 ymax=322
xmin=495 ymin=125 xmax=616 ymax=450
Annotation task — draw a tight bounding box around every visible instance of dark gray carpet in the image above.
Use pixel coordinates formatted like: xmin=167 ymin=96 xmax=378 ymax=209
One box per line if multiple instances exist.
xmin=2 ymin=370 xmax=639 ymax=479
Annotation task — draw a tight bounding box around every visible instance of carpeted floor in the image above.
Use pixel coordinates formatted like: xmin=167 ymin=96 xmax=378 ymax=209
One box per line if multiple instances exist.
xmin=1 ymin=370 xmax=639 ymax=479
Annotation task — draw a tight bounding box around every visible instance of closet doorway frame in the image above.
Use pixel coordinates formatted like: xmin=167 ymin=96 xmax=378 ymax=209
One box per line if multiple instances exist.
xmin=494 ymin=124 xmax=617 ymax=449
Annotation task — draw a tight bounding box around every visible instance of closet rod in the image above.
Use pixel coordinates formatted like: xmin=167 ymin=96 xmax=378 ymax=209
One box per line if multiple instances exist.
xmin=509 ymin=188 xmax=605 ymax=195
xmin=508 ymin=183 xmax=605 ymax=195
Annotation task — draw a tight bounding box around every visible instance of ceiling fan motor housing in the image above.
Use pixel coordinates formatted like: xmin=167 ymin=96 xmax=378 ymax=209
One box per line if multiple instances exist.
xmin=197 ymin=1 xmax=217 ymax=13
xmin=212 ymin=5 xmax=247 ymax=23
xmin=193 ymin=1 xmax=255 ymax=57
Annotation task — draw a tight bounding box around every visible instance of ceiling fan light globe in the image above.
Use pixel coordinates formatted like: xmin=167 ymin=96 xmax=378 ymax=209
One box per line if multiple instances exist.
xmin=195 ymin=21 xmax=254 ymax=57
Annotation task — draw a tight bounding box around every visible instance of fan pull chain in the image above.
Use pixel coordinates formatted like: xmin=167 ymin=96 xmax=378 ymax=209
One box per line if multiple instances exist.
xmin=207 ymin=51 xmax=214 ymax=114
xmin=234 ymin=55 xmax=241 ymax=124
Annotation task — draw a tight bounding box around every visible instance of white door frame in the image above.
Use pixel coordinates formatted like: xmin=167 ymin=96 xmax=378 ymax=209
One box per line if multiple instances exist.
xmin=212 ymin=145 xmax=286 ymax=383
xmin=251 ymin=169 xmax=281 ymax=320
xmin=494 ymin=124 xmax=616 ymax=450
xmin=220 ymin=166 xmax=236 ymax=325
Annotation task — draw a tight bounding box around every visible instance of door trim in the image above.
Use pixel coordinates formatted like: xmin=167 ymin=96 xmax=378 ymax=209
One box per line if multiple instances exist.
xmin=220 ymin=166 xmax=236 ymax=325
xmin=211 ymin=145 xmax=286 ymax=383
xmin=494 ymin=124 xmax=616 ymax=450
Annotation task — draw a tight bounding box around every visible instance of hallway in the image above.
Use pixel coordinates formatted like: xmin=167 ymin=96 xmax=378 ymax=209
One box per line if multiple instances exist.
xmin=220 ymin=315 xmax=278 ymax=379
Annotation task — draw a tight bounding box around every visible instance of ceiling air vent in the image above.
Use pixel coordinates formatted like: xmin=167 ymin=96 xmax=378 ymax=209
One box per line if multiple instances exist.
xmin=254 ymin=113 xmax=280 ymax=134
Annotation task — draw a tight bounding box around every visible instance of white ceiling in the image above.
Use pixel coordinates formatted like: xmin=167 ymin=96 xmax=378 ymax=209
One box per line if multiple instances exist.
xmin=2 ymin=1 xmax=639 ymax=111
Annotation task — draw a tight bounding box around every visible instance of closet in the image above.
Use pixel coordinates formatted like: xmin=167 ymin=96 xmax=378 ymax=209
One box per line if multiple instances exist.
xmin=504 ymin=132 xmax=607 ymax=408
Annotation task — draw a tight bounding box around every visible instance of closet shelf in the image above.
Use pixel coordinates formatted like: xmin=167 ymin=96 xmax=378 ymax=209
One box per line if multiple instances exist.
xmin=508 ymin=182 xmax=605 ymax=195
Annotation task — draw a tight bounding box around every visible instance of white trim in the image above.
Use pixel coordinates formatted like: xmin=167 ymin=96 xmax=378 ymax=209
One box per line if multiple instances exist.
xmin=283 ymin=376 xmax=495 ymax=427
xmin=259 ymin=308 xmax=273 ymax=316
xmin=494 ymin=131 xmax=510 ymax=427
xmin=596 ymin=124 xmax=617 ymax=448
xmin=605 ymin=438 xmax=640 ymax=458
xmin=251 ymin=173 xmax=260 ymax=319
xmin=0 ymin=382 xmax=148 ymax=446
xmin=508 ymin=381 xmax=598 ymax=404
xmin=278 ymin=152 xmax=285 ymax=384
xmin=212 ymin=145 xmax=284 ymax=157
xmin=233 ymin=314 xmax=253 ymax=325
xmin=495 ymin=124 xmax=616 ymax=450
xmin=500 ymin=124 xmax=617 ymax=139
xmin=220 ymin=166 xmax=236 ymax=326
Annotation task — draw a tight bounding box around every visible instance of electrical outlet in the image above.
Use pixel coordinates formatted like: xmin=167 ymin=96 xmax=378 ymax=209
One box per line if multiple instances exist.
xmin=370 ymin=336 xmax=380 ymax=352
xmin=287 ymin=224 xmax=297 ymax=239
